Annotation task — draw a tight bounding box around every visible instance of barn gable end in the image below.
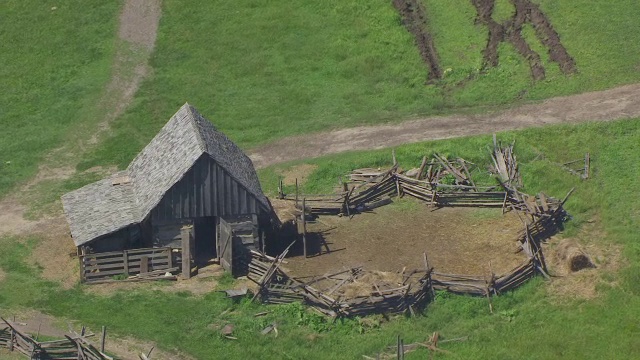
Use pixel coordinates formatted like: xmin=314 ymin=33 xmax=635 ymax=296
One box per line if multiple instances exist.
xmin=61 ymin=103 xmax=273 ymax=248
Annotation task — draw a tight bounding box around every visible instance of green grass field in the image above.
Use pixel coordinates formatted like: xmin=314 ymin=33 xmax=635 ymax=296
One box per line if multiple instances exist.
xmin=78 ymin=0 xmax=640 ymax=172
xmin=2 ymin=0 xmax=640 ymax=358
xmin=0 ymin=0 xmax=121 ymax=197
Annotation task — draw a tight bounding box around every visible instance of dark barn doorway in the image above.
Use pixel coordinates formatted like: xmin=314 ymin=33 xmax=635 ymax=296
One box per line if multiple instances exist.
xmin=194 ymin=217 xmax=217 ymax=267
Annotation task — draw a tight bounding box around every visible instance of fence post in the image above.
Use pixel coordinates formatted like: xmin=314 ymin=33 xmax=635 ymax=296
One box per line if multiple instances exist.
xmin=302 ymin=198 xmax=307 ymax=258
xmin=181 ymin=227 xmax=192 ymax=279
xmin=101 ymin=326 xmax=107 ymax=353
xmin=78 ymin=255 xmax=85 ymax=283
xmin=123 ymin=250 xmax=129 ymax=277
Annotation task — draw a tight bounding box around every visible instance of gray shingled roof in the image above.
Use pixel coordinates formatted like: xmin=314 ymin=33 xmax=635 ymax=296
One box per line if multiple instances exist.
xmin=62 ymin=103 xmax=270 ymax=246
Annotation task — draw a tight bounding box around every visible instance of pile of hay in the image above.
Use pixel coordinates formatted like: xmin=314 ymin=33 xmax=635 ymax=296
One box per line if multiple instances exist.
xmin=340 ymin=270 xmax=404 ymax=298
xmin=556 ymin=239 xmax=594 ymax=272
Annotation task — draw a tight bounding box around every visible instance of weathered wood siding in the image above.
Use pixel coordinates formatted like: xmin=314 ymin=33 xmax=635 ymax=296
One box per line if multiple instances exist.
xmin=151 ymin=155 xmax=267 ymax=222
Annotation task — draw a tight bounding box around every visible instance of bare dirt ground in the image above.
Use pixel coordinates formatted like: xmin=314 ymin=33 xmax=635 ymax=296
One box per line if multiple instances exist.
xmin=249 ymin=82 xmax=640 ymax=169
xmin=283 ymin=202 xmax=525 ymax=278
xmin=278 ymin=164 xmax=318 ymax=186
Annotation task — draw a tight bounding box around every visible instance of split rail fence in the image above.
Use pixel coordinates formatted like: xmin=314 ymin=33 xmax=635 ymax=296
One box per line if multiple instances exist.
xmin=265 ymin=137 xmax=572 ymax=317
xmin=0 ymin=318 xmax=112 ymax=360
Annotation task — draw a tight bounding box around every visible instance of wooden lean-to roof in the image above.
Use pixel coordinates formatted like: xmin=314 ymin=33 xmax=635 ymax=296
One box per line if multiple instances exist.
xmin=62 ymin=103 xmax=270 ymax=246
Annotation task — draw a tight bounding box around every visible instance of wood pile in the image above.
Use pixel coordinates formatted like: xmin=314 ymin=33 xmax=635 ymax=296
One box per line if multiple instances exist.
xmin=0 ymin=318 xmax=114 ymax=360
xmin=491 ymin=136 xmax=522 ymax=189
xmin=349 ymin=168 xmax=387 ymax=182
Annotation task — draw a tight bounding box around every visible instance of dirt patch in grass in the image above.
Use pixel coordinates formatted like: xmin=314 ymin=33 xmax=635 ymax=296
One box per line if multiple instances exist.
xmin=283 ymin=200 xmax=525 ymax=278
xmin=0 ymin=197 xmax=40 ymax=236
xmin=28 ymin=220 xmax=80 ymax=289
xmin=0 ymin=267 xmax=6 ymax=283
xmin=278 ymin=164 xmax=318 ymax=186
xmin=86 ymin=264 xmax=226 ymax=297
xmin=392 ymin=0 xmax=442 ymax=81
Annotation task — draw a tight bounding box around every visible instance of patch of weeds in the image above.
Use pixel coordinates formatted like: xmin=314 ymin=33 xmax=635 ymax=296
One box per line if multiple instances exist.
xmin=216 ymin=272 xmax=235 ymax=289
xmin=498 ymin=309 xmax=516 ymax=322
xmin=434 ymin=290 xmax=453 ymax=301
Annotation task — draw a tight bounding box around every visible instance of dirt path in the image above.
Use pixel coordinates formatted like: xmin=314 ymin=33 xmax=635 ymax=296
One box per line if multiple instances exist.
xmin=0 ymin=0 xmax=161 ymax=237
xmin=249 ymin=82 xmax=640 ymax=168
xmin=0 ymin=3 xmax=172 ymax=357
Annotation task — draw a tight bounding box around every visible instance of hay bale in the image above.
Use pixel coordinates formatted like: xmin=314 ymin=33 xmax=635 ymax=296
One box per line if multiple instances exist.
xmin=556 ymin=239 xmax=594 ymax=272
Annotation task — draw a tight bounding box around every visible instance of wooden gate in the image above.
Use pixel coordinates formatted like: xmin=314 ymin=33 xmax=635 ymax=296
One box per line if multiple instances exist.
xmin=217 ymin=217 xmax=233 ymax=273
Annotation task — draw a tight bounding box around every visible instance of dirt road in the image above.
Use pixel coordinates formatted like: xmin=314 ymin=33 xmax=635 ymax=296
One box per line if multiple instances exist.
xmin=249 ymin=83 xmax=640 ymax=168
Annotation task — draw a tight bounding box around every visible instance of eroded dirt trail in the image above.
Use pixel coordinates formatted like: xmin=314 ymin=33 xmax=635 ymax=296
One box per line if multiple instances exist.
xmin=0 ymin=0 xmax=161 ymax=237
xmin=249 ymin=83 xmax=640 ymax=168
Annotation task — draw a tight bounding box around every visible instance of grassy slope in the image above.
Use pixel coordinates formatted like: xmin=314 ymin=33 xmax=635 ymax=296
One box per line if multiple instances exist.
xmin=2 ymin=119 xmax=639 ymax=359
xmin=0 ymin=1 xmax=121 ymax=198
xmin=79 ymin=0 xmax=640 ymax=172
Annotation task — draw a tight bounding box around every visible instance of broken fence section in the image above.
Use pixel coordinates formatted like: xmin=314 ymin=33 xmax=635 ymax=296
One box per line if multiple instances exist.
xmin=0 ymin=317 xmax=114 ymax=360
xmin=248 ymin=253 xmax=434 ymax=318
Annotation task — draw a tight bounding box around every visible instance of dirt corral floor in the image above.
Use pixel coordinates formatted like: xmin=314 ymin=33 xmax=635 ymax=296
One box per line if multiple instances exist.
xmin=283 ymin=199 xmax=526 ymax=278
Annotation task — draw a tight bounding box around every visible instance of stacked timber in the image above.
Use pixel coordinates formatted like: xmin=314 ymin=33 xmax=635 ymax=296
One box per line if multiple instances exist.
xmin=350 ymin=168 xmax=387 ymax=182
xmin=491 ymin=136 xmax=522 ymax=189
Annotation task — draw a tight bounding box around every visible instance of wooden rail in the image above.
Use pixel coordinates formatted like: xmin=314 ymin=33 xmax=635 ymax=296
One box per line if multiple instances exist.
xmin=0 ymin=317 xmax=114 ymax=360
xmin=80 ymin=247 xmax=173 ymax=283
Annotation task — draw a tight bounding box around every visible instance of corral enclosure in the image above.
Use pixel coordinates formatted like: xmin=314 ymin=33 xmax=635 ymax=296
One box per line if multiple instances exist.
xmin=284 ymin=200 xmax=524 ymax=278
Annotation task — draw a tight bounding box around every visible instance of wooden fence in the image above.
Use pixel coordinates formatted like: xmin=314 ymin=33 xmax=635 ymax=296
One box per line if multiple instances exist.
xmin=248 ymin=250 xmax=433 ymax=318
xmin=80 ymin=247 xmax=174 ymax=283
xmin=263 ymin=141 xmax=574 ymax=317
xmin=0 ymin=318 xmax=113 ymax=360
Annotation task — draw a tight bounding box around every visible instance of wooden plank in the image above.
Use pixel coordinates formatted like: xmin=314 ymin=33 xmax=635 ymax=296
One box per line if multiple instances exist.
xmin=417 ymin=156 xmax=428 ymax=180
xmin=122 ymin=251 xmax=129 ymax=277
xmin=181 ymin=227 xmax=191 ymax=279
xmin=302 ymin=198 xmax=307 ymax=258
xmin=140 ymin=256 xmax=149 ymax=274
xmin=584 ymin=152 xmax=590 ymax=179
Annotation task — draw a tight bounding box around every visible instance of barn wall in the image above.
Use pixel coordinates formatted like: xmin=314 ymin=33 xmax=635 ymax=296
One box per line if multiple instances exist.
xmin=151 ymin=155 xmax=267 ymax=222
xmin=86 ymin=225 xmax=142 ymax=253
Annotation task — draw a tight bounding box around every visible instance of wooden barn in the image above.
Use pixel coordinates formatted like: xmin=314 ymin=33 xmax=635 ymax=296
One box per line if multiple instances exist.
xmin=62 ymin=103 xmax=278 ymax=282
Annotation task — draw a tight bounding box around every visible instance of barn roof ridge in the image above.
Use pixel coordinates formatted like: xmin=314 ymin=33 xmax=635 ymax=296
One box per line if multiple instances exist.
xmin=62 ymin=103 xmax=269 ymax=247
